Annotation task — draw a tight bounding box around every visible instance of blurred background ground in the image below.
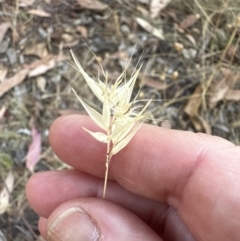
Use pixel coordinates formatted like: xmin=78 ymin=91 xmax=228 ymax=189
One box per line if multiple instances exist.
xmin=0 ymin=0 xmax=240 ymax=240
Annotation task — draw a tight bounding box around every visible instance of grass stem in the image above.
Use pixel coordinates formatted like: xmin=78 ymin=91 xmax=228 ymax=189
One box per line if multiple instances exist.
xmin=103 ymin=141 xmax=111 ymax=199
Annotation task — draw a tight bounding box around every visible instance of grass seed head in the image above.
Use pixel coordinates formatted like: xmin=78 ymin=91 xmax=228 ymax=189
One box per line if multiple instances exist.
xmin=71 ymin=50 xmax=151 ymax=198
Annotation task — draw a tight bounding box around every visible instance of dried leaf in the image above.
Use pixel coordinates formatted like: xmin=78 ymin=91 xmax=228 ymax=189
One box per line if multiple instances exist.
xmin=179 ymin=14 xmax=200 ymax=29
xmin=184 ymin=85 xmax=211 ymax=134
xmin=0 ymin=55 xmax=63 ymax=97
xmin=225 ymin=90 xmax=240 ymax=101
xmin=24 ymin=42 xmax=48 ymax=58
xmin=0 ymin=68 xmax=29 ymax=97
xmin=36 ymin=76 xmax=47 ymax=92
xmin=150 ymin=0 xmax=171 ymax=18
xmin=198 ymin=116 xmax=211 ymax=134
xmin=77 ymin=25 xmax=88 ymax=38
xmin=26 ymin=126 xmax=42 ymax=172
xmin=0 ymin=106 xmax=6 ymax=120
xmin=62 ymin=40 xmax=80 ymax=48
xmin=0 ymin=66 xmax=8 ymax=82
xmin=164 ymin=8 xmax=178 ymax=21
xmin=184 ymin=85 xmax=202 ymax=117
xmin=190 ymin=115 xmax=211 ymax=134
xmin=209 ymin=68 xmax=236 ymax=109
xmin=0 ymin=171 xmax=14 ymax=214
xmin=185 ymin=34 xmax=197 ymax=48
xmin=227 ymin=45 xmax=238 ymax=59
xmin=143 ymin=77 xmax=168 ymax=90
xmin=76 ymin=0 xmax=108 ymax=11
xmin=28 ymin=9 xmax=51 ymax=17
xmin=0 ymin=23 xmax=10 ymax=44
xmin=61 ymin=33 xmax=74 ymax=43
xmin=28 ymin=55 xmax=57 ymax=77
xmin=209 ymin=78 xmax=230 ymax=109
xmin=19 ymin=0 xmax=35 ymax=7
xmin=221 ymin=67 xmax=234 ymax=77
xmin=135 ymin=17 xmax=165 ymax=40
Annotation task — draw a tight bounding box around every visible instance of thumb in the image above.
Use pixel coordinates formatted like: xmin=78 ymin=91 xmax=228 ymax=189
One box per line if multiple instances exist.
xmin=40 ymin=198 xmax=162 ymax=241
xmin=47 ymin=206 xmax=99 ymax=241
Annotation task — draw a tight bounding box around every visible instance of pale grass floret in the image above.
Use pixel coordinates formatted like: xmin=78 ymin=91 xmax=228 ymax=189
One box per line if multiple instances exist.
xmin=71 ymin=50 xmax=151 ymax=198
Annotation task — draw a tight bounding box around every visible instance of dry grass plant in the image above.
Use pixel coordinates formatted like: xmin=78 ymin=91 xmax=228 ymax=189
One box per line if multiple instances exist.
xmin=70 ymin=50 xmax=151 ymax=198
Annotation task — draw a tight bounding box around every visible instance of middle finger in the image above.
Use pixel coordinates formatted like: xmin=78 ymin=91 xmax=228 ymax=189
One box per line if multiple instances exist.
xmin=26 ymin=169 xmax=193 ymax=240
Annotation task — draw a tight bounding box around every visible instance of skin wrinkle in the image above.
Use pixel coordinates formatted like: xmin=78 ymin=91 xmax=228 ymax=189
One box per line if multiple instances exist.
xmin=151 ymin=131 xmax=208 ymax=206
xmin=77 ymin=173 xmax=103 ymax=199
xmin=162 ymin=209 xmax=172 ymax=240
xmin=232 ymin=175 xmax=240 ymax=200
xmin=195 ymin=132 xmax=235 ymax=146
xmin=114 ymin=156 xmax=165 ymax=201
xmin=149 ymin=207 xmax=170 ymax=238
xmin=163 ymin=143 xmax=212 ymax=240
xmin=162 ymin=207 xmax=194 ymax=241
xmin=132 ymin=137 xmax=168 ymax=201
xmin=119 ymin=182 xmax=144 ymax=197
xmin=171 ymin=143 xmax=210 ymax=207
xmin=139 ymin=198 xmax=167 ymax=232
xmin=115 ymin=172 xmax=136 ymax=185
xmin=149 ymin=204 xmax=168 ymax=235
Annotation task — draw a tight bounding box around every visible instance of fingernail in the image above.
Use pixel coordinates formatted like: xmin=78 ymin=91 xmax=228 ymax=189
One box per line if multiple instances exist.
xmin=47 ymin=207 xmax=101 ymax=241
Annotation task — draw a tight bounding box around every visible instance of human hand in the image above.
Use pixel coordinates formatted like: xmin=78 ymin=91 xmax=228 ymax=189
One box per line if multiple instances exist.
xmin=26 ymin=115 xmax=240 ymax=241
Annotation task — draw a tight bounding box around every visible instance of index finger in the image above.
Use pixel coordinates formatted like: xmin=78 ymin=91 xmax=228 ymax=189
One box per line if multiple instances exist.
xmin=49 ymin=114 xmax=233 ymax=201
xmin=49 ymin=115 xmax=240 ymax=241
